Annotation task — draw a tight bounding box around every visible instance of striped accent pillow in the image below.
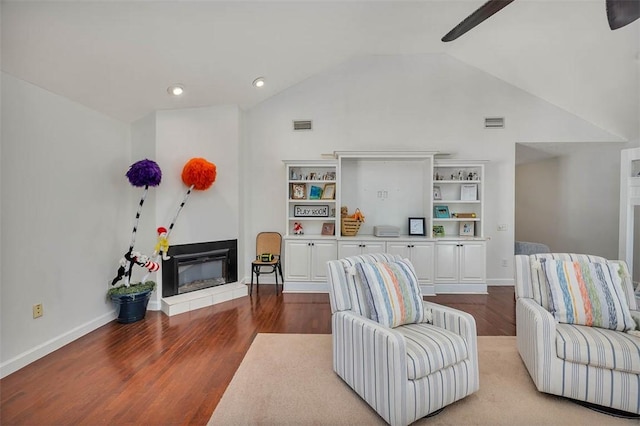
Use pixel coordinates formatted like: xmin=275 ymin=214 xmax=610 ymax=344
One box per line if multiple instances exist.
xmin=355 ymin=259 xmax=425 ymax=328
xmin=541 ymin=259 xmax=635 ymax=331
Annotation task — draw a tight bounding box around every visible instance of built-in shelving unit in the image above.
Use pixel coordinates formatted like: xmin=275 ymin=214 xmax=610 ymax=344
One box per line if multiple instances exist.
xmin=432 ymin=160 xmax=485 ymax=239
xmin=281 ymin=153 xmax=487 ymax=294
xmin=284 ymin=160 xmax=338 ymax=237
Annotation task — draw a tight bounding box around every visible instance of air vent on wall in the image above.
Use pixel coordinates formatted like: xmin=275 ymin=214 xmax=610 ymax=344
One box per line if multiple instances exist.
xmin=293 ymin=120 xmax=312 ymax=131
xmin=484 ymin=117 xmax=505 ymax=129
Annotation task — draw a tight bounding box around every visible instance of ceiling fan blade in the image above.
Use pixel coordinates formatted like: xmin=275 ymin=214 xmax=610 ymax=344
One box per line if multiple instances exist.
xmin=606 ymin=0 xmax=640 ymax=30
xmin=442 ymin=0 xmax=516 ymax=42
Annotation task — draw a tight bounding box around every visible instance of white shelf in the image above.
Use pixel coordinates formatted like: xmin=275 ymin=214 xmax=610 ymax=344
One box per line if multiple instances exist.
xmin=289 ymin=180 xmax=336 ymax=184
xmin=434 ymin=200 xmax=480 ymax=204
xmin=434 ymin=180 xmax=482 ymax=184
xmin=288 ymin=217 xmax=336 ymax=221
xmin=433 ymin=218 xmax=481 ymax=222
xmin=288 ymin=199 xmax=336 ymax=203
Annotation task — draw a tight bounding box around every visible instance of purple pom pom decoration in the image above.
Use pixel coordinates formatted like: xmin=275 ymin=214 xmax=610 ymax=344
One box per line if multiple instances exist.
xmin=126 ymin=159 xmax=162 ymax=187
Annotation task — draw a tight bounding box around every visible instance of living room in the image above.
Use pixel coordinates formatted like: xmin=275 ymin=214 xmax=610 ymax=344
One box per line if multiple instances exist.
xmin=1 ymin=1 xmax=639 ymax=424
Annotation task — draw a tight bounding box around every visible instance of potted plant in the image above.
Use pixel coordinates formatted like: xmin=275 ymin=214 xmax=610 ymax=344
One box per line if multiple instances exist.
xmin=109 ymin=159 xmax=162 ymax=323
xmin=108 ymin=280 xmax=156 ymax=324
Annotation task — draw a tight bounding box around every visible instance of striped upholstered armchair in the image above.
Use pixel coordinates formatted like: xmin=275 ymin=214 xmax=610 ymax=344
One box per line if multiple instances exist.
xmin=326 ymin=253 xmax=479 ymax=426
xmin=515 ymin=253 xmax=640 ymax=415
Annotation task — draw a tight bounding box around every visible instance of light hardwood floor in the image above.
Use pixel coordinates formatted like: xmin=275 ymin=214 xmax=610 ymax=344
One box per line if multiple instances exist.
xmin=0 ymin=286 xmax=515 ymax=425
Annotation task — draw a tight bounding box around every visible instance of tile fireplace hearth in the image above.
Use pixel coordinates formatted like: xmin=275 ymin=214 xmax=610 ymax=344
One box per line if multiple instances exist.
xmin=160 ymin=239 xmax=247 ymax=316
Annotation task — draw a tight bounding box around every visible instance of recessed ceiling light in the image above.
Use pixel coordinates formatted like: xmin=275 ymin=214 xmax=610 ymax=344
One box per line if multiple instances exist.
xmin=252 ymin=77 xmax=265 ymax=88
xmin=167 ymin=85 xmax=184 ymax=96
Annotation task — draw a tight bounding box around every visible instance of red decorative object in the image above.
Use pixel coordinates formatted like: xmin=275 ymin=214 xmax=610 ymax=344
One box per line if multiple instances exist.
xmin=181 ymin=158 xmax=217 ymax=190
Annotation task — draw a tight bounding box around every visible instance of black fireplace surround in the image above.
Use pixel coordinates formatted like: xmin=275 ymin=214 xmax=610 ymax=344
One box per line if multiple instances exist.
xmin=162 ymin=239 xmax=238 ymax=298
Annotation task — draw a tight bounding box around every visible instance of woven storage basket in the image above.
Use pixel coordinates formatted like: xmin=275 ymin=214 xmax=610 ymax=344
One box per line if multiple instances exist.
xmin=341 ymin=218 xmax=362 ymax=236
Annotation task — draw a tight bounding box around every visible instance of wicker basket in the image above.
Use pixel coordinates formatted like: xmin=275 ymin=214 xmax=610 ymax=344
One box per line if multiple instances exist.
xmin=341 ymin=217 xmax=362 ymax=236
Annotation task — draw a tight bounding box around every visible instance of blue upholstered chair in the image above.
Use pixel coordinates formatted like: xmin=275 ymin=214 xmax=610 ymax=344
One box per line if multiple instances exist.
xmin=326 ymin=253 xmax=479 ymax=426
xmin=515 ymin=253 xmax=640 ymax=415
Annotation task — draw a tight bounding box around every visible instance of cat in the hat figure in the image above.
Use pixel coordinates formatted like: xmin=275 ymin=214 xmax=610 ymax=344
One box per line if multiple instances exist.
xmin=153 ymin=227 xmax=171 ymax=260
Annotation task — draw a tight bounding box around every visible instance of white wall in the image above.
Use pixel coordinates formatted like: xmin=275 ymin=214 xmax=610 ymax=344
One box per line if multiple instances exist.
xmin=243 ymin=54 xmax=623 ymax=284
xmin=0 ymin=73 xmax=131 ymax=377
xmin=516 ymin=145 xmax=623 ymax=259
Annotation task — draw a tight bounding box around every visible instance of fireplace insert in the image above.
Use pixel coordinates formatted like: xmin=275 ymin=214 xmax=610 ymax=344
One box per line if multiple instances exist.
xmin=162 ymin=240 xmax=237 ymax=297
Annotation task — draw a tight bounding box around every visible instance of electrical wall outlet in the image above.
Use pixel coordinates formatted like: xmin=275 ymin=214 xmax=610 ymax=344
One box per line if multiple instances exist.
xmin=33 ymin=303 xmax=43 ymax=319
xmin=497 ymin=224 xmax=508 ymax=231
xmin=501 ymin=259 xmax=509 ymax=267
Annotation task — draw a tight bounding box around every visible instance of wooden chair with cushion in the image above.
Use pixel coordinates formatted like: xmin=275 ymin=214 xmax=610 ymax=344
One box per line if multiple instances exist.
xmin=250 ymin=232 xmax=284 ymax=294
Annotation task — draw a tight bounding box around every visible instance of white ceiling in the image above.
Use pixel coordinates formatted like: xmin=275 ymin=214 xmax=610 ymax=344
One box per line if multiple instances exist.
xmin=2 ymin=0 xmax=639 ymax=142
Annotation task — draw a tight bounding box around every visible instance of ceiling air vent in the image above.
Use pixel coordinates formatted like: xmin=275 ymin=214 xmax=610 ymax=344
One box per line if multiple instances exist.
xmin=484 ymin=117 xmax=505 ymax=129
xmin=293 ymin=120 xmax=312 ymax=131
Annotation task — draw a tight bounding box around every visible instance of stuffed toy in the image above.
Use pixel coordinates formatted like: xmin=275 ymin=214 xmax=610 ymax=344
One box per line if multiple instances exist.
xmin=132 ymin=252 xmax=160 ymax=272
xmin=153 ymin=227 xmax=171 ymax=260
xmin=293 ymin=222 xmax=304 ymax=235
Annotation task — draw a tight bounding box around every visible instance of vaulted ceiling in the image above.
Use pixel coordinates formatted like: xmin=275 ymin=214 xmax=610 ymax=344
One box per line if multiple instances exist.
xmin=2 ymin=0 xmax=639 ymax=141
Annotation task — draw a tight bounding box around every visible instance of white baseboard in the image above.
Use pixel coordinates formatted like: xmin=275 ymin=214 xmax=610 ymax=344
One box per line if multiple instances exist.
xmin=283 ymin=281 xmax=328 ymax=293
xmin=420 ymin=284 xmax=436 ymax=296
xmin=434 ymin=283 xmax=488 ymax=294
xmin=486 ymin=278 xmax=515 ymax=286
xmin=0 ymin=311 xmax=117 ymax=379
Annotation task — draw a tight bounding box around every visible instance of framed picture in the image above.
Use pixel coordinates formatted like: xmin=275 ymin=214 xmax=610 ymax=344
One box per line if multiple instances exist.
xmin=459 ymin=221 xmax=475 ymax=236
xmin=461 ymin=184 xmax=478 ymax=201
xmin=321 ymin=183 xmax=336 ymax=199
xmin=434 ymin=205 xmax=450 ymax=218
xmin=321 ymin=222 xmax=335 ymax=236
xmin=433 ymin=186 xmax=442 ymax=200
xmin=291 ymin=183 xmax=306 ymax=200
xmin=433 ymin=225 xmax=445 ymax=238
xmin=309 ymin=185 xmax=323 ymax=200
xmin=408 ymin=217 xmax=426 ymax=236
xmin=294 ymin=205 xmax=329 ymax=217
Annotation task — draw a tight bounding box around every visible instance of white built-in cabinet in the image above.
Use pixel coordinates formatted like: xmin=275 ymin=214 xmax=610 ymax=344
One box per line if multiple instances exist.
xmin=434 ymin=241 xmax=486 ymax=293
xmin=386 ymin=241 xmax=435 ymax=293
xmin=284 ymin=239 xmax=337 ymax=283
xmin=282 ymin=153 xmax=487 ymax=294
xmin=337 ymin=240 xmax=386 ymax=258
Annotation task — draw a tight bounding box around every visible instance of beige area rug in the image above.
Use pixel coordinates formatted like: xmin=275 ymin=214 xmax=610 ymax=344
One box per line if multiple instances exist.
xmin=209 ymin=334 xmax=637 ymax=425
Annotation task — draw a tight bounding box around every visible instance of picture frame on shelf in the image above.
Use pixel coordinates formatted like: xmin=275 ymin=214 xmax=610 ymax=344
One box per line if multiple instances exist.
xmin=321 ymin=183 xmax=336 ymax=199
xmin=434 ymin=205 xmax=450 ymax=218
xmin=321 ymin=222 xmax=335 ymax=236
xmin=408 ymin=217 xmax=426 ymax=236
xmin=459 ymin=221 xmax=475 ymax=236
xmin=309 ymin=185 xmax=323 ymax=200
xmin=294 ymin=205 xmax=329 ymax=217
xmin=291 ymin=183 xmax=306 ymax=200
xmin=461 ymin=184 xmax=478 ymax=201
xmin=433 ymin=225 xmax=445 ymax=238
xmin=433 ymin=185 xmax=442 ymax=200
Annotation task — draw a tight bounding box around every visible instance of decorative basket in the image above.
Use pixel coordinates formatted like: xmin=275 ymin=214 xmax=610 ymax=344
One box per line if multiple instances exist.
xmin=341 ymin=217 xmax=362 ymax=236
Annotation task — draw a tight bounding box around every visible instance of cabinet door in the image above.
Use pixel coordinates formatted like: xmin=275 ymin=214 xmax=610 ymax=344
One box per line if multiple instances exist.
xmin=411 ymin=243 xmax=435 ymax=284
xmin=284 ymin=240 xmax=312 ymax=281
xmin=360 ymin=241 xmax=385 ymax=255
xmin=337 ymin=241 xmax=362 ymax=259
xmin=386 ymin=242 xmax=410 ymax=259
xmin=310 ymin=241 xmax=337 ymax=281
xmin=434 ymin=242 xmax=459 ymax=283
xmin=459 ymin=242 xmax=486 ymax=283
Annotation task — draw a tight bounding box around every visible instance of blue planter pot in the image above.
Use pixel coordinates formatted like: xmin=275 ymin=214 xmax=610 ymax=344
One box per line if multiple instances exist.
xmin=111 ymin=289 xmax=152 ymax=324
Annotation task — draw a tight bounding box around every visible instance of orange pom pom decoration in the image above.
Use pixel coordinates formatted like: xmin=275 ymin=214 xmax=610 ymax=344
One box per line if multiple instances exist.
xmin=181 ymin=158 xmax=217 ymax=190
